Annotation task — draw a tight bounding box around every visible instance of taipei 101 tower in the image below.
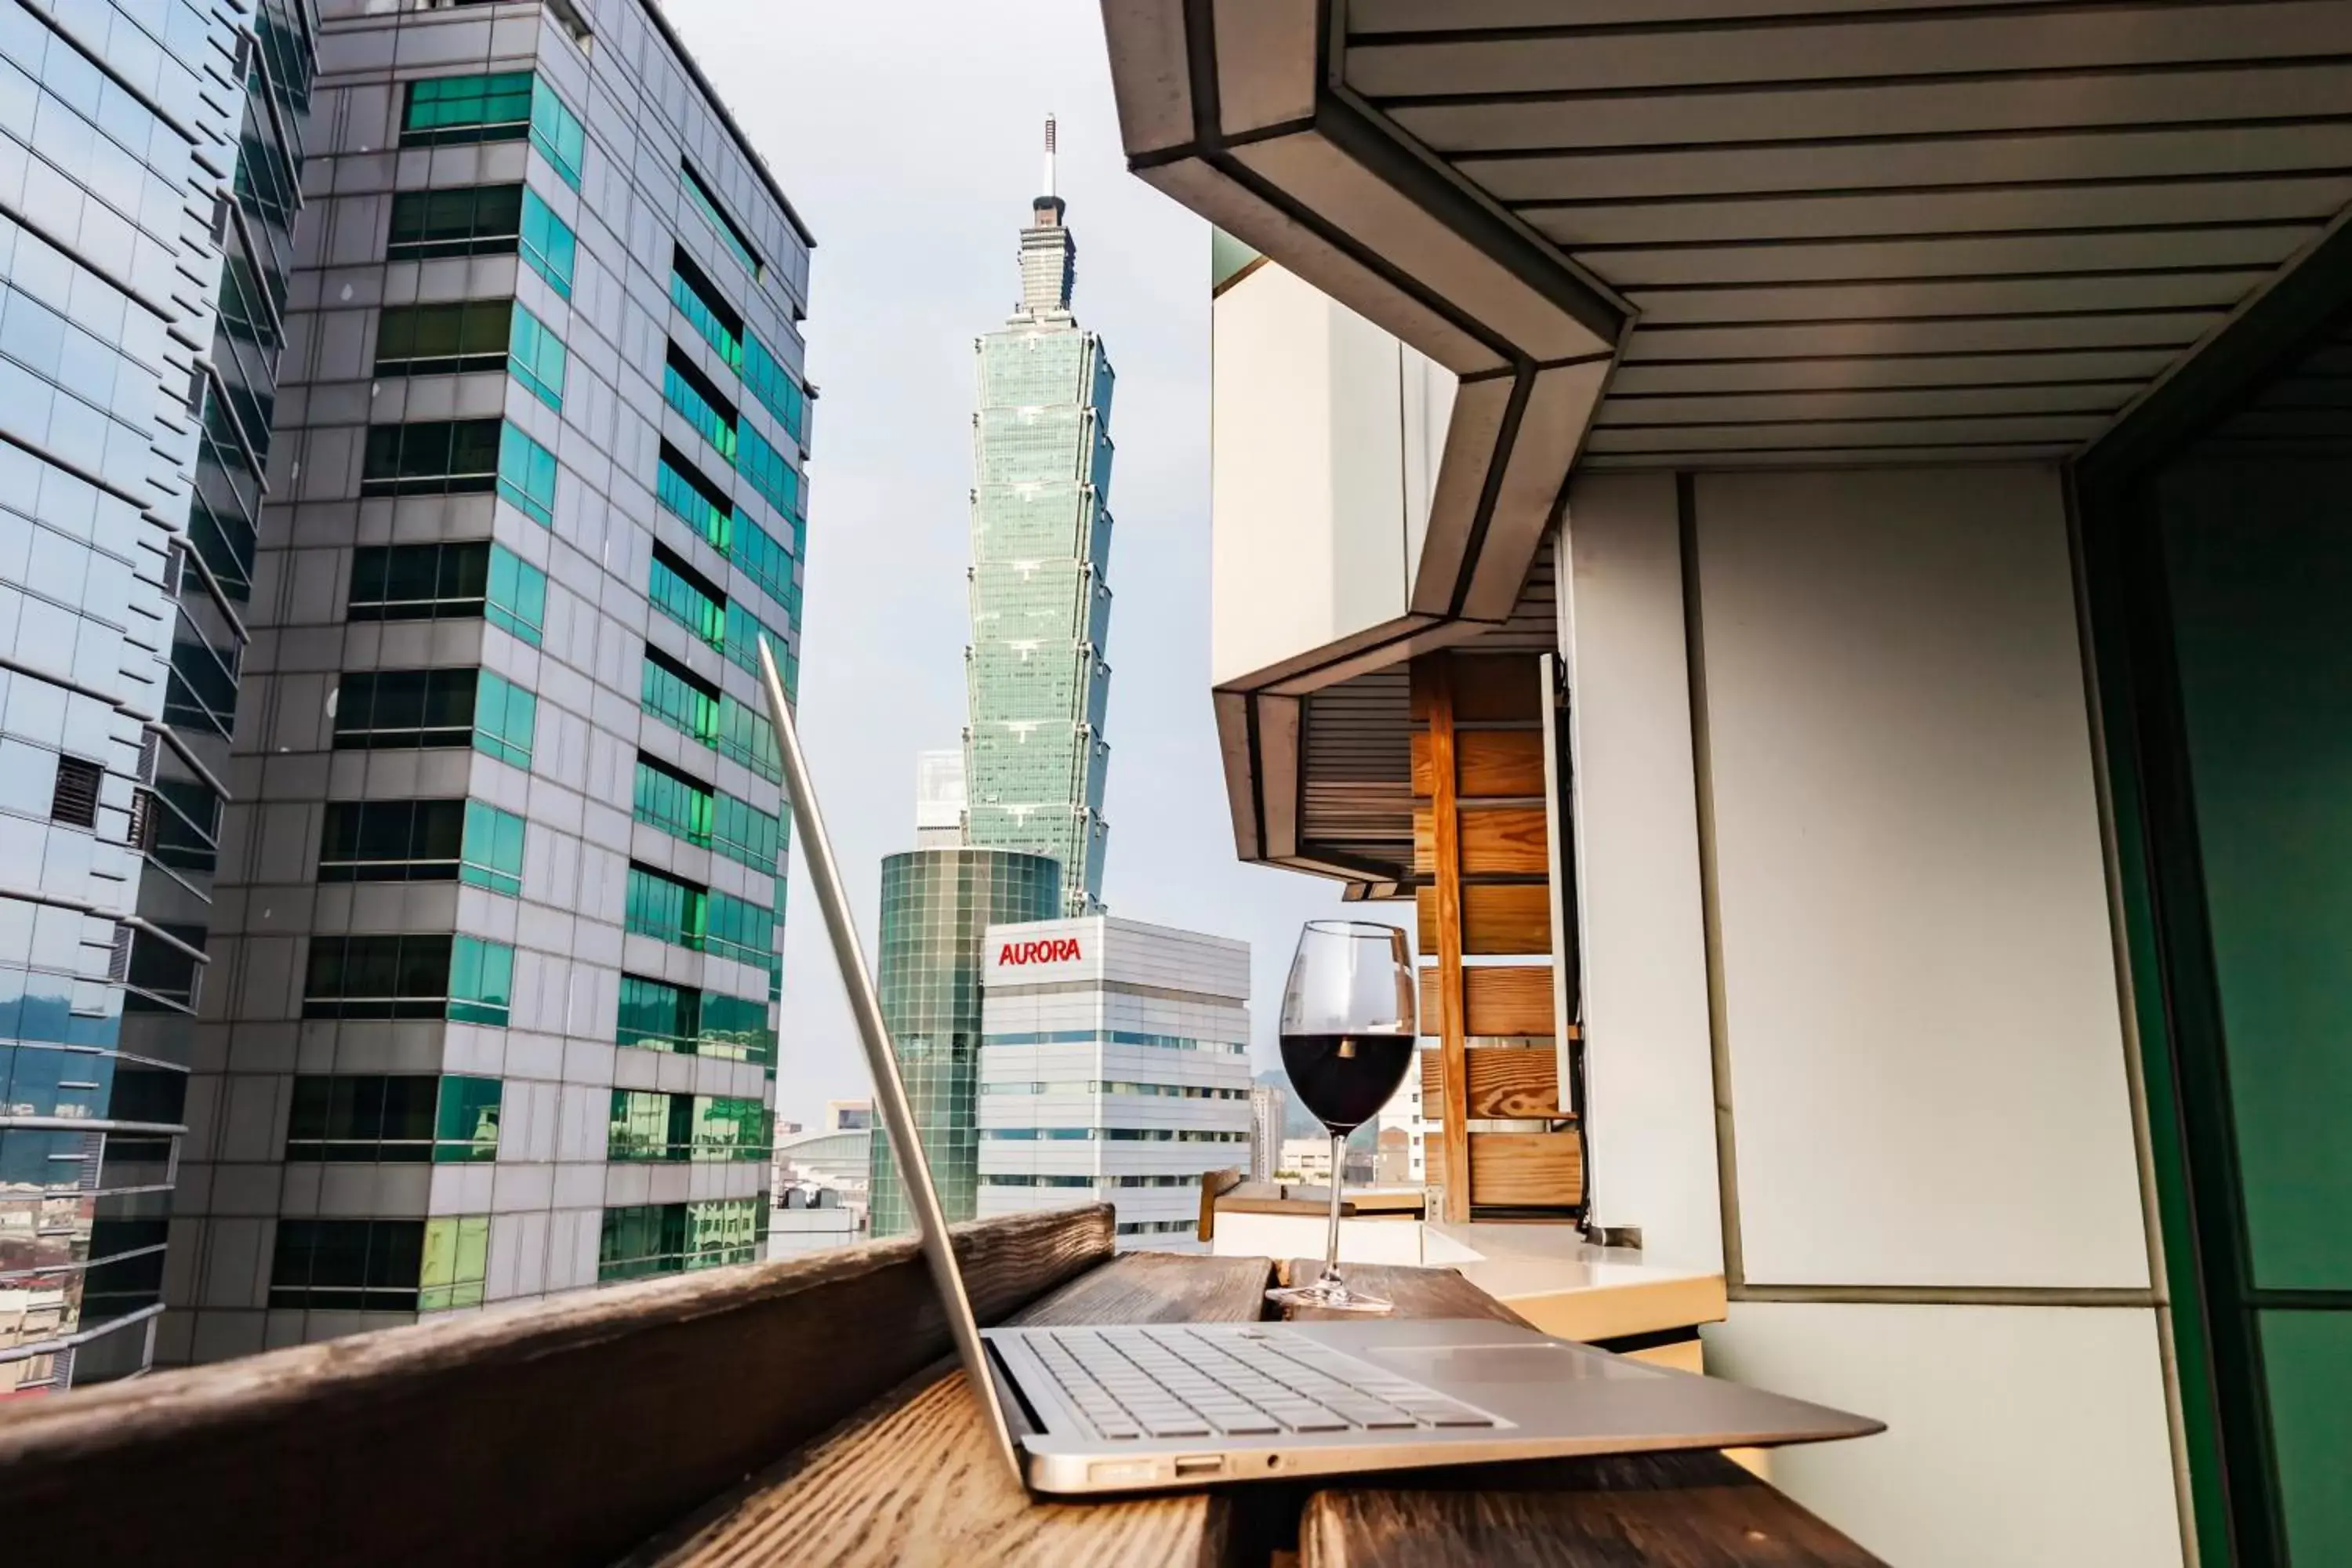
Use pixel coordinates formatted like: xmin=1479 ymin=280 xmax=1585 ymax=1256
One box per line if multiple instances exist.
xmin=962 ymin=117 xmax=1116 ymax=915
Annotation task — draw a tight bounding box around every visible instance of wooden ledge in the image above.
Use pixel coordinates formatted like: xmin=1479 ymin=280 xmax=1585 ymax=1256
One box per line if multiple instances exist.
xmin=0 ymin=1206 xmax=1114 ymax=1568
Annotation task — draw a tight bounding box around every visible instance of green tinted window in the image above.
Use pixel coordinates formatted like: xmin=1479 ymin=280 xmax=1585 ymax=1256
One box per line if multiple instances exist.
xmin=448 ymin=935 xmax=514 ymax=1026
xmin=625 ymin=862 xmax=705 ymax=949
xmin=402 ymin=71 xmax=532 ymax=143
xmin=665 ymin=350 xmax=738 ymax=462
xmin=720 ymin=598 xmax=792 ymax=681
xmin=420 ymin=1214 xmax=491 ymax=1311
xmin=633 ymin=754 xmax=713 ymax=848
xmin=598 ymin=1203 xmax=686 ymax=1281
xmin=670 ymin=250 xmax=744 ymax=369
xmin=691 ymin=1094 xmax=769 ymax=1161
xmin=618 ymin=974 xmax=699 ymax=1053
xmin=698 ymin=990 xmax=775 ymax=1067
xmin=681 ymin=161 xmax=760 ymax=277
xmin=713 ymin=791 xmax=779 ymax=873
xmin=650 ymin=546 xmax=726 ymax=650
xmin=497 ymin=420 xmax=557 ymax=526
xmin=739 ymin=420 xmax=799 ymax=522
xmin=461 ymin=799 xmax=525 ymax=896
xmin=520 ymin=187 xmax=575 ymax=298
xmin=485 ymin=544 xmax=546 ymax=646
xmin=607 ymin=1088 xmax=688 ymax=1161
xmin=731 ymin=514 xmax=797 ymax=617
xmin=716 ymin=691 xmax=780 ymax=782
xmin=387 ymin=184 xmax=523 ymax=260
xmin=529 ymin=79 xmax=585 ymax=189
xmin=434 ymin=1077 xmax=503 ymax=1163
xmin=507 ymin=303 xmax=566 ymax=410
xmin=656 ymin=445 xmax=734 ymax=550
xmin=705 ymin=886 xmax=774 ymax=972
xmin=742 ymin=332 xmax=806 ymax=446
xmin=642 ymin=649 xmax=720 ymax=747
xmin=474 ymin=670 xmax=535 ymax=769
xmin=376 ymin=299 xmax=510 ymax=376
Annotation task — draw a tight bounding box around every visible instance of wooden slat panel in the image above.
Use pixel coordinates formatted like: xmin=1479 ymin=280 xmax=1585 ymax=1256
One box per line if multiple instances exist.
xmin=1419 ymin=883 xmax=1552 ymax=955
xmin=0 ymin=1208 xmax=1115 ymax=1568
xmin=1444 ymin=655 xmax=1543 ymax=723
xmin=1421 ymin=964 xmax=1559 ymax=1038
xmin=1421 ymin=1046 xmax=1564 ymax=1120
xmin=1414 ymin=804 xmax=1548 ymax=875
xmin=1412 ymin=727 xmax=1547 ymax=797
xmin=1425 ymin=1131 xmax=1585 ymax=1208
xmin=650 ymin=1252 xmax=1275 ymax=1566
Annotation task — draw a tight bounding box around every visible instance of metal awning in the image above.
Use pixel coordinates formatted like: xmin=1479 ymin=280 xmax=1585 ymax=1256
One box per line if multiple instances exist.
xmin=1103 ymin=0 xmax=2352 ymax=884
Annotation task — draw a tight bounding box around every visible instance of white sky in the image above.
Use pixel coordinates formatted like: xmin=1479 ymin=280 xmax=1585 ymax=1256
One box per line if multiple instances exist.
xmin=663 ymin=0 xmax=1352 ymax=1127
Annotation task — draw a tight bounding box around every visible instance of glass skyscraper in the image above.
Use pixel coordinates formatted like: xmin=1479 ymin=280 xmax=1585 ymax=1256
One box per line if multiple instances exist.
xmin=866 ymin=848 xmax=1059 ymax=1239
xmin=0 ymin=0 xmax=315 ymax=1394
xmin=963 ymin=122 xmax=1114 ymax=917
xmin=156 ymin=0 xmax=808 ymax=1362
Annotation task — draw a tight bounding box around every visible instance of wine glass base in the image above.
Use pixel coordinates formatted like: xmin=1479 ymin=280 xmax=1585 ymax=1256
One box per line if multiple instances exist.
xmin=1265 ymin=1283 xmax=1392 ymax=1315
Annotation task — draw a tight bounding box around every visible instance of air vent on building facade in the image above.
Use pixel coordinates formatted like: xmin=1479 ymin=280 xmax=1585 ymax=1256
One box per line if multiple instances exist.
xmin=137 ymin=729 xmax=160 ymax=786
xmin=107 ymin=924 xmax=133 ymax=984
xmin=52 ymin=757 xmax=102 ymax=829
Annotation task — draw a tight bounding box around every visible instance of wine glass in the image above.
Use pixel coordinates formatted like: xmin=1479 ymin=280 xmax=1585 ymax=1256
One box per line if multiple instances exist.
xmin=1265 ymin=920 xmax=1417 ymax=1313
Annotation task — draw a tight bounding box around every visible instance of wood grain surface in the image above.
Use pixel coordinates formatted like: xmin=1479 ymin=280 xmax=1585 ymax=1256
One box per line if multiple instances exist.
xmin=1420 ymin=1044 xmax=1566 ymax=1120
xmin=645 ymin=1252 xmax=1278 ymax=1568
xmin=1421 ymin=963 xmax=1564 ymax=1039
xmin=1412 ymin=728 xmax=1547 ymax=799
xmin=1414 ymin=804 xmax=1549 ymax=876
xmin=1274 ymin=1259 xmax=1530 ymax=1326
xmin=1426 ymin=1131 xmax=1585 ymax=1208
xmin=0 ymin=1207 xmax=1113 ymax=1568
xmin=1420 ymin=654 xmax=1473 ymax=1228
xmin=1417 ymin=884 xmax=1551 ymax=956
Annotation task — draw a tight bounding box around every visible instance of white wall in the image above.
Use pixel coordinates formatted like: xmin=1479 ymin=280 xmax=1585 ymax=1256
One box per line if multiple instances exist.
xmin=1559 ymin=464 xmax=2180 ymax=1563
xmin=1558 ymin=474 xmax=1722 ymax=1271
xmin=1694 ymin=466 xmax=2147 ymax=1290
xmin=1210 ymin=262 xmax=1454 ymax=686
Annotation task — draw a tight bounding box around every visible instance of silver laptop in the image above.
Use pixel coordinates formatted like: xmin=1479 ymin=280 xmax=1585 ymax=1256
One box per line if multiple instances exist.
xmin=755 ymin=640 xmax=1881 ymax=1496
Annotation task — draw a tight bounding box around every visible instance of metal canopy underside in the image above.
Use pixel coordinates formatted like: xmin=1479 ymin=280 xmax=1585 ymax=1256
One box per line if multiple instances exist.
xmin=1104 ymin=0 xmax=2352 ymax=883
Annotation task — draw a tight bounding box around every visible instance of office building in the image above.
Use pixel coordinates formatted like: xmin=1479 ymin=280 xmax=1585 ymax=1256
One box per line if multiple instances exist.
xmin=0 ymin=0 xmax=317 ymax=1394
xmin=976 ymin=916 xmax=1250 ymax=1250
xmin=1098 ymin=6 xmax=2352 ymax=1559
xmin=866 ymin=848 xmax=1059 ymax=1240
xmin=166 ymin=0 xmax=809 ymax=1361
xmin=962 ymin=119 xmax=1114 ymax=916
xmin=1247 ymin=1083 xmax=1285 ymax=1182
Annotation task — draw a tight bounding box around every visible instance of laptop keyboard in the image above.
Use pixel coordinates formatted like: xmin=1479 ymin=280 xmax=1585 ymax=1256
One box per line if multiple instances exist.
xmin=1023 ymin=1325 xmax=1502 ymax=1441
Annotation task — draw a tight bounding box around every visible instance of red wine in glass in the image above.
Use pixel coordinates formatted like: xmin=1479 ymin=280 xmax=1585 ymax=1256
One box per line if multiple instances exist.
xmin=1280 ymin=1033 xmax=1416 ymax=1134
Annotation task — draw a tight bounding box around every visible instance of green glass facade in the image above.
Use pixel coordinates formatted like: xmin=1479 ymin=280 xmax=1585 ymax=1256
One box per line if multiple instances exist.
xmin=866 ymin=849 xmax=1062 ymax=1238
xmin=963 ymin=185 xmax=1115 ymax=916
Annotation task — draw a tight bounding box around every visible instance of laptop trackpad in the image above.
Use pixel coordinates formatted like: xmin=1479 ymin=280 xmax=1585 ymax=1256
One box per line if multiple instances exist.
xmin=1364 ymin=1342 xmax=1661 ymax=1387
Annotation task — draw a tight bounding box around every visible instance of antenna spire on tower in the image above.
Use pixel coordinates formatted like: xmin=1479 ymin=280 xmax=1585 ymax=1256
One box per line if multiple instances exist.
xmin=1043 ymin=114 xmax=1058 ymax=199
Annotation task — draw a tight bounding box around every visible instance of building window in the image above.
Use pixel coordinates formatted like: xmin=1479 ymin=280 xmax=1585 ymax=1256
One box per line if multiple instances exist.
xmin=616 ymin=975 xmax=775 ymax=1067
xmin=597 ymin=1197 xmax=764 ymax=1282
xmin=420 ymin=1214 xmax=492 ymax=1310
xmin=656 ymin=441 xmax=735 ymax=550
xmin=507 ymin=303 xmax=568 ymax=409
xmin=270 ymin=1219 xmax=423 ymax=1311
xmin=633 ymin=753 xmax=713 ymax=847
xmin=680 ymin=160 xmax=761 ymax=278
xmin=720 ymin=598 xmax=794 ymax=684
xmin=743 ymin=332 xmax=808 ymax=448
xmin=300 ymin=933 xmax=515 ymax=1026
xmin=624 ymin=862 xmax=705 ymax=949
xmin=713 ymin=790 xmax=780 ymax=873
xmin=474 ymin=670 xmax=537 ymax=768
xmin=318 ymin=799 xmax=523 ymax=895
xmin=650 ymin=543 xmax=727 ymax=651
xmin=716 ymin=691 xmax=781 ymax=782
xmin=706 ymin=886 xmax=776 ymax=973
xmin=670 ymin=248 xmax=744 ymax=369
xmin=664 ymin=347 xmax=739 ymax=463
xmin=731 ymin=513 xmax=797 ymax=619
xmin=387 ymin=183 xmax=524 ymax=260
xmin=332 ymin=669 xmax=535 ymax=769
xmin=738 ymin=419 xmax=800 ymax=524
xmin=284 ymin=1073 xmax=503 ymax=1163
xmin=401 ymin=71 xmax=534 ymax=144
xmin=641 ymin=648 xmax=721 ymax=748
xmin=604 ymin=1091 xmax=766 ymax=1163
xmin=498 ymin=421 xmax=558 ymax=526
xmin=528 ymin=78 xmax=585 ymax=189
xmin=361 ymin=419 xmax=500 ymax=496
xmin=375 ymin=299 xmax=511 ymax=376
xmin=347 ymin=540 xmax=546 ymax=645
xmin=520 ymin=187 xmax=576 ymax=299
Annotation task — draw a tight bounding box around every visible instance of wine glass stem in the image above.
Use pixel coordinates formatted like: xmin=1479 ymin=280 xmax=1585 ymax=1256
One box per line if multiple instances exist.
xmin=1321 ymin=1131 xmax=1347 ymax=1288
